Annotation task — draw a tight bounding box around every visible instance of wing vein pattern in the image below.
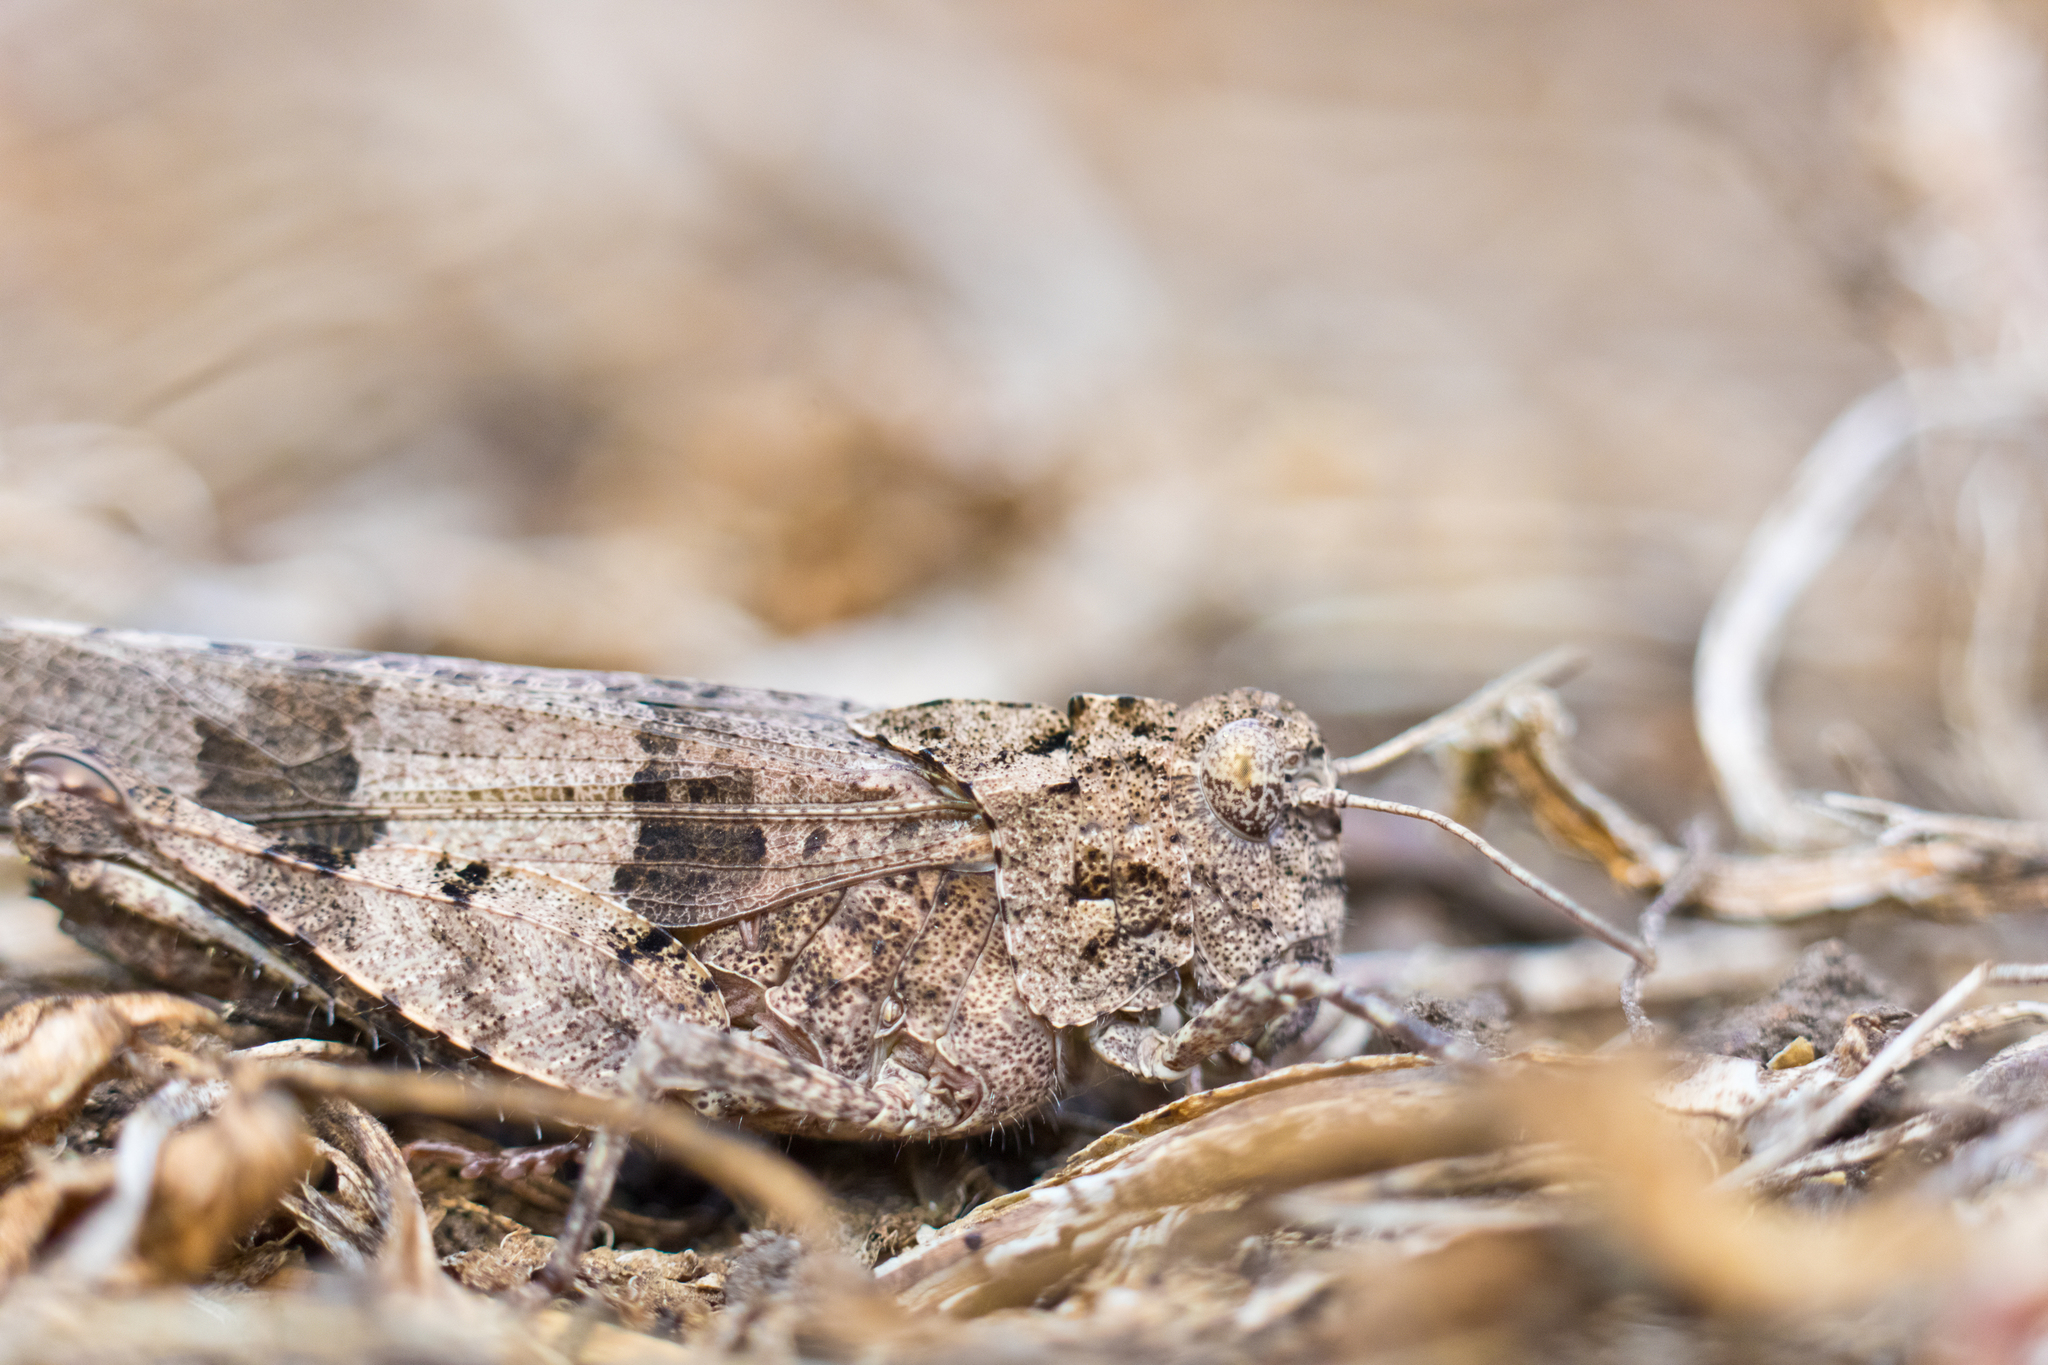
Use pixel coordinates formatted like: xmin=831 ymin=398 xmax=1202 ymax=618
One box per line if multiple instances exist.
xmin=0 ymin=621 xmax=995 ymax=928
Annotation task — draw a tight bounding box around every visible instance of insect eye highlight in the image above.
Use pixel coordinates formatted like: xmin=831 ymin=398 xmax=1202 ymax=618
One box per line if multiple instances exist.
xmin=6 ymin=750 xmax=125 ymax=809
xmin=1198 ymin=717 xmax=1290 ymax=841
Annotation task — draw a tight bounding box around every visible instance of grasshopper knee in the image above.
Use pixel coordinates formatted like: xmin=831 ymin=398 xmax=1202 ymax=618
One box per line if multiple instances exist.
xmin=1088 ymin=1015 xmax=1187 ymax=1082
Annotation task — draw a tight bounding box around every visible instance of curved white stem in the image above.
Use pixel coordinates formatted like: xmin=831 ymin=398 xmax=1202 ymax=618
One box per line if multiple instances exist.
xmin=1696 ymin=366 xmax=2046 ymax=850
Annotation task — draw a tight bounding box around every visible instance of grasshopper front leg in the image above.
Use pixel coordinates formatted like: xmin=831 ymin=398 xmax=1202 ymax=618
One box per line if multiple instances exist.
xmin=1089 ymin=962 xmax=1486 ymax=1082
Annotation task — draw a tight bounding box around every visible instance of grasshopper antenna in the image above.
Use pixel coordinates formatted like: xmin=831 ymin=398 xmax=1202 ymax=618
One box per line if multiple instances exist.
xmin=1306 ymin=645 xmax=1649 ymax=963
xmin=1295 ymin=784 xmax=1650 ymax=963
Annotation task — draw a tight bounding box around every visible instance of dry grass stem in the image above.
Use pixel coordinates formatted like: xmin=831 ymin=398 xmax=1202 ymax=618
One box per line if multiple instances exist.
xmin=247 ymin=1060 xmax=842 ymax=1250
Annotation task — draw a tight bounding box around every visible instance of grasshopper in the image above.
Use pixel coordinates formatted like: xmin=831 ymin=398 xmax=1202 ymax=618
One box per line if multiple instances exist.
xmin=0 ymin=621 xmax=1618 ymax=1146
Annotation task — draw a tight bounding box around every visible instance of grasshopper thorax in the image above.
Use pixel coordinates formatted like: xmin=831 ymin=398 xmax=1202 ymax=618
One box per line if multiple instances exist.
xmin=851 ymin=690 xmax=1346 ymax=1035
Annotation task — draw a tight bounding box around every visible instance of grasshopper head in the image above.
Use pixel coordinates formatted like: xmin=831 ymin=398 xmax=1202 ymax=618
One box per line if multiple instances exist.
xmin=1173 ymin=692 xmax=1346 ymax=1049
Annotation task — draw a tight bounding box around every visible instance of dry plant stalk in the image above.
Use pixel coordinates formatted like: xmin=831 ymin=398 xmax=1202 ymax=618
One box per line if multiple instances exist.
xmin=1439 ymin=680 xmax=2048 ymax=923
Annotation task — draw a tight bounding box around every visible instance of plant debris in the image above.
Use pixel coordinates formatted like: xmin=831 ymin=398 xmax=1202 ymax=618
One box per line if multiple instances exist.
xmin=13 ymin=634 xmax=2048 ymax=1361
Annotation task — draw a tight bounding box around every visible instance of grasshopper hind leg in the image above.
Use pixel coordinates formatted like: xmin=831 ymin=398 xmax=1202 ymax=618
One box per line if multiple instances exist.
xmin=35 ymin=858 xmax=344 ymax=1034
xmin=634 ymin=1017 xmax=904 ymax=1131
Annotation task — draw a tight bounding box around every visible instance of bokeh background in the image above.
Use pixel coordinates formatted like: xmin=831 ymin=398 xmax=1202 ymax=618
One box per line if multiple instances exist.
xmin=0 ymin=0 xmax=2043 ymax=959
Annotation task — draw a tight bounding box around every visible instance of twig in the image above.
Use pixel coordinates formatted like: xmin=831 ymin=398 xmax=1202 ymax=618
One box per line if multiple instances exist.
xmin=1754 ymin=1112 xmax=1969 ymax=1190
xmin=1950 ymin=455 xmax=2048 ymax=820
xmin=1694 ymin=367 xmax=2046 ymax=851
xmin=1622 ymin=819 xmax=1716 ymax=1041
xmin=1822 ymin=791 xmax=2048 ymax=853
xmin=1329 ymin=647 xmax=1584 ymax=777
xmin=1910 ymin=1001 xmax=2048 ymax=1061
xmin=1696 ymin=379 xmax=1923 ymax=851
xmin=1984 ymin=963 xmax=2048 ymax=985
xmin=1463 ymin=684 xmax=2048 ymax=923
xmin=244 ymin=1059 xmax=844 ymax=1250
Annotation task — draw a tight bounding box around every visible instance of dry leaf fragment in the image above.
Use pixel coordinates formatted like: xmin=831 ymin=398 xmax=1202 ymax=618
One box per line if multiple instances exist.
xmin=0 ymin=1157 xmax=112 ymax=1286
xmin=442 ymin=1226 xmax=556 ymax=1295
xmin=1454 ymin=684 xmax=2048 ymax=923
xmin=274 ymin=1094 xmax=442 ymax=1290
xmin=131 ymin=1088 xmax=316 ymax=1283
xmin=587 ymin=1244 xmax=726 ymax=1334
xmin=877 ymin=1055 xmax=1480 ymax=1316
xmin=1766 ymin=1037 xmax=1817 ymax=1070
xmin=0 ymin=992 xmax=223 ymax=1186
xmin=0 ymin=1080 xmax=310 ymax=1289
xmin=446 ymin=1228 xmax=725 ymax=1334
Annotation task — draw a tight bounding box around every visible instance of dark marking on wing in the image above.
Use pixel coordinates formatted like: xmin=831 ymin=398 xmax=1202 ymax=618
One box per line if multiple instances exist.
xmin=611 ymin=818 xmax=779 ymax=913
xmin=623 ymin=767 xmax=669 ymax=803
xmin=623 ymin=766 xmax=757 ymax=804
xmin=616 ymin=924 xmax=678 ymax=964
xmin=680 ymin=775 xmax=755 ymax=803
xmin=631 ymin=821 xmax=770 ymax=867
xmin=196 ymin=718 xmax=363 ymax=809
xmin=268 ymin=841 xmax=355 ymax=871
xmin=188 ymin=670 xmax=379 ymax=807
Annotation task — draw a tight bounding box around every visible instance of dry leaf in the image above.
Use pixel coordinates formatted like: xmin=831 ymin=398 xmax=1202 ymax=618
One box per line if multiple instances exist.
xmin=129 ymin=1089 xmax=317 ymax=1284
xmin=272 ymin=1094 xmax=439 ymax=1290
xmin=0 ymin=993 xmax=223 ymax=1186
xmin=879 ymin=1055 xmax=1481 ymax=1315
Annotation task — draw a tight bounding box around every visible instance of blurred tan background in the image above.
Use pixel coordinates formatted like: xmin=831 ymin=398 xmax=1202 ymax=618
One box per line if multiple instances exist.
xmin=0 ymin=0 xmax=2039 ymax=866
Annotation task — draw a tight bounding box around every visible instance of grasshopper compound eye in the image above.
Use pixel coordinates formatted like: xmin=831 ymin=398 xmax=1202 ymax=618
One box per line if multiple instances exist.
xmin=6 ymin=750 xmax=125 ymax=809
xmin=1198 ymin=717 xmax=1292 ymax=841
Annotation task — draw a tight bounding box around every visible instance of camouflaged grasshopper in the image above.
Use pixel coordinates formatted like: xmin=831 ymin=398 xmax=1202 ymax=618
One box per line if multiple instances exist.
xmin=0 ymin=620 xmax=1617 ymax=1143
